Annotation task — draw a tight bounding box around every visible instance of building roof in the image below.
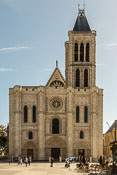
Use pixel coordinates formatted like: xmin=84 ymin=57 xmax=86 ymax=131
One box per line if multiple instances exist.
xmin=46 ymin=61 xmax=65 ymax=87
xmin=73 ymin=9 xmax=91 ymax=32
xmin=106 ymin=120 xmax=117 ymax=133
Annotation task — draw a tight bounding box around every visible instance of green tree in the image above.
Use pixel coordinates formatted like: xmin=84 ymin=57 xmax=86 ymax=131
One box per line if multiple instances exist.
xmin=0 ymin=125 xmax=7 ymax=154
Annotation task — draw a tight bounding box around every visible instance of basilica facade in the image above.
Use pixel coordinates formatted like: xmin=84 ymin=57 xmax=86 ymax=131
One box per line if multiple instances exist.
xmin=9 ymin=8 xmax=103 ymax=161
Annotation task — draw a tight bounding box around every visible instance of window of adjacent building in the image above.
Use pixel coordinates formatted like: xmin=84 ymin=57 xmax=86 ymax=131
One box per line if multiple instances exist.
xmin=74 ymin=43 xmax=78 ymax=62
xmin=29 ymin=131 xmax=33 ymax=139
xmin=76 ymin=106 xmax=80 ymax=123
xmin=80 ymin=131 xmax=84 ymax=139
xmin=86 ymin=43 xmax=90 ymax=62
xmin=80 ymin=43 xmax=84 ymax=62
xmin=24 ymin=106 xmax=28 ymax=123
xmin=84 ymin=106 xmax=88 ymax=123
xmin=84 ymin=69 xmax=88 ymax=87
xmin=32 ymin=106 xmax=36 ymax=123
xmin=76 ymin=69 xmax=80 ymax=87
xmin=52 ymin=118 xmax=59 ymax=134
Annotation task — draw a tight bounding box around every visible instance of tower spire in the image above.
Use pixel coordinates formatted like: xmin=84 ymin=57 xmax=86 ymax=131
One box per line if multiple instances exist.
xmin=56 ymin=60 xmax=58 ymax=68
xmin=73 ymin=3 xmax=91 ymax=31
xmin=83 ymin=0 xmax=85 ymax=12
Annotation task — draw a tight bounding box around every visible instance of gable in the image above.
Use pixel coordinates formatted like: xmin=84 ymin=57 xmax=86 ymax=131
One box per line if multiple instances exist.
xmin=46 ymin=68 xmax=65 ymax=87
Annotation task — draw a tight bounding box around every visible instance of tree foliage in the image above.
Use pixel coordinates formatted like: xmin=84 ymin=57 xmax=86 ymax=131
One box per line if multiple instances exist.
xmin=0 ymin=125 xmax=7 ymax=153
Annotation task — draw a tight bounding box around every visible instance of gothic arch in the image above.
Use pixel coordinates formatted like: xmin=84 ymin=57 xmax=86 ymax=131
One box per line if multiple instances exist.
xmin=75 ymin=69 xmax=80 ymax=87
xmin=86 ymin=43 xmax=90 ymax=62
xmin=74 ymin=43 xmax=78 ymax=61
xmin=52 ymin=118 xmax=59 ymax=134
xmin=73 ymin=140 xmax=90 ymax=149
xmin=46 ymin=137 xmax=66 ymax=148
xmin=84 ymin=69 xmax=88 ymax=87
xmin=23 ymin=141 xmax=36 ymax=149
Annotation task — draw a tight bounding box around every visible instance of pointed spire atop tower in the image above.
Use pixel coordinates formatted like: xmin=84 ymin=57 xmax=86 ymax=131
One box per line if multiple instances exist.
xmin=73 ymin=4 xmax=91 ymax=32
xmin=56 ymin=60 xmax=58 ymax=68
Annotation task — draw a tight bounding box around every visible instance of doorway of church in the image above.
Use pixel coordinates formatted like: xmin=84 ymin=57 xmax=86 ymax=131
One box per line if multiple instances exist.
xmin=27 ymin=149 xmax=33 ymax=160
xmin=51 ymin=148 xmax=60 ymax=160
xmin=78 ymin=149 xmax=85 ymax=161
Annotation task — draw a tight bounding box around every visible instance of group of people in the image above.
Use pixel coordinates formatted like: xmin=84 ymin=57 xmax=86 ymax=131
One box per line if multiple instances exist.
xmin=18 ymin=156 xmax=31 ymax=167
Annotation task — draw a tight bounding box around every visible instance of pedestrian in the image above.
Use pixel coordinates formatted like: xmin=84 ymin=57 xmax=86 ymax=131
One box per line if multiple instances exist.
xmin=28 ymin=157 xmax=31 ymax=166
xmin=25 ymin=157 xmax=28 ymax=167
xmin=99 ymin=156 xmax=102 ymax=165
xmin=20 ymin=158 xmax=22 ymax=165
xmin=50 ymin=157 xmax=54 ymax=167
xmin=9 ymin=158 xmax=11 ymax=165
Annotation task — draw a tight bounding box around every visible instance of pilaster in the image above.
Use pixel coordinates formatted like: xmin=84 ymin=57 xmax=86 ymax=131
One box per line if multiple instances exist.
xmin=38 ymin=88 xmax=46 ymax=160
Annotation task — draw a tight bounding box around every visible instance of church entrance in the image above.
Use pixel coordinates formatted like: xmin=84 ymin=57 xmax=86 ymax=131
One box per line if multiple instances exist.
xmin=51 ymin=148 xmax=60 ymax=160
xmin=27 ymin=149 xmax=33 ymax=159
xmin=78 ymin=149 xmax=85 ymax=161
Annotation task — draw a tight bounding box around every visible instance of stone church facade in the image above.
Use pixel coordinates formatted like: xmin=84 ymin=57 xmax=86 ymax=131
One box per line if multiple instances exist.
xmin=9 ymin=8 xmax=103 ymax=161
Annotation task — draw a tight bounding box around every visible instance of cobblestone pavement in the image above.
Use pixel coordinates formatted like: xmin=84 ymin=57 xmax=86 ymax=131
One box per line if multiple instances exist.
xmin=0 ymin=162 xmax=88 ymax=175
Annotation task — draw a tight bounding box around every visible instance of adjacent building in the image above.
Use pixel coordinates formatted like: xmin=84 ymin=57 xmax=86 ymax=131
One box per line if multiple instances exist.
xmin=9 ymin=7 xmax=103 ymax=161
xmin=104 ymin=120 xmax=117 ymax=159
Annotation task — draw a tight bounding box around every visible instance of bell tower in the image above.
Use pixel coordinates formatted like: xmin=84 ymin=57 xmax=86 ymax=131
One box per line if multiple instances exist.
xmin=65 ymin=7 xmax=96 ymax=89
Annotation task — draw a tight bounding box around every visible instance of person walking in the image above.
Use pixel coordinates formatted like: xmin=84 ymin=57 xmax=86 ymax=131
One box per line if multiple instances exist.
xmin=25 ymin=157 xmax=28 ymax=167
xmin=50 ymin=157 xmax=54 ymax=167
xmin=28 ymin=157 xmax=31 ymax=166
xmin=20 ymin=158 xmax=22 ymax=165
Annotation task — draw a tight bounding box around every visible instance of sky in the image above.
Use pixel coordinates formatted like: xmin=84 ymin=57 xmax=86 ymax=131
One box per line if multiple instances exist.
xmin=0 ymin=0 xmax=117 ymax=133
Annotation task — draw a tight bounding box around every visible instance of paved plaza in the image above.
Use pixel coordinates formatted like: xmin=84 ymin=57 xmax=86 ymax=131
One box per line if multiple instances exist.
xmin=0 ymin=162 xmax=88 ymax=175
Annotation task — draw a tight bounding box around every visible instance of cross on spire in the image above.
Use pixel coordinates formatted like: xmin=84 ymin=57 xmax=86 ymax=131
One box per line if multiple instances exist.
xmin=56 ymin=60 xmax=58 ymax=67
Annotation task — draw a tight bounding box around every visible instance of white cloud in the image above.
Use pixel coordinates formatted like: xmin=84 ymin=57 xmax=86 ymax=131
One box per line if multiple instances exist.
xmin=96 ymin=64 xmax=106 ymax=67
xmin=0 ymin=68 xmax=16 ymax=72
xmin=0 ymin=46 xmax=31 ymax=52
xmin=106 ymin=41 xmax=117 ymax=47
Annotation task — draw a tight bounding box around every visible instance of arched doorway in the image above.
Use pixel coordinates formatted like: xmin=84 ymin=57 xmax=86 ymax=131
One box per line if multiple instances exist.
xmin=46 ymin=137 xmax=66 ymax=160
xmin=22 ymin=141 xmax=36 ymax=160
xmin=73 ymin=140 xmax=91 ymax=160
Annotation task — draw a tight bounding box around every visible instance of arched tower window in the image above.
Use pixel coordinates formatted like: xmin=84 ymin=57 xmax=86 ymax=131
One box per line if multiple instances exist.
xmin=76 ymin=69 xmax=80 ymax=87
xmin=84 ymin=106 xmax=88 ymax=123
xmin=76 ymin=106 xmax=80 ymax=123
xmin=32 ymin=106 xmax=36 ymax=123
xmin=74 ymin=43 xmax=78 ymax=62
xmin=86 ymin=43 xmax=90 ymax=62
xmin=29 ymin=131 xmax=33 ymax=139
xmin=80 ymin=131 xmax=84 ymax=139
xmin=84 ymin=69 xmax=88 ymax=87
xmin=52 ymin=118 xmax=59 ymax=134
xmin=80 ymin=43 xmax=84 ymax=62
xmin=24 ymin=105 xmax=28 ymax=123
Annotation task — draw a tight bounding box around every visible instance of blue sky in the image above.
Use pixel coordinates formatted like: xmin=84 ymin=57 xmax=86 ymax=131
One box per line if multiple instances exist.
xmin=0 ymin=0 xmax=117 ymax=133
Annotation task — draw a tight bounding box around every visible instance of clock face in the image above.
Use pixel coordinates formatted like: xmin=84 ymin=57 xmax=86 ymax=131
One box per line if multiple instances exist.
xmin=50 ymin=98 xmax=63 ymax=110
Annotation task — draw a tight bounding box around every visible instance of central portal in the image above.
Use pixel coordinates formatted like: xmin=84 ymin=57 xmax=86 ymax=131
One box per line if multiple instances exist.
xmin=27 ymin=149 xmax=33 ymax=159
xmin=51 ymin=148 xmax=60 ymax=160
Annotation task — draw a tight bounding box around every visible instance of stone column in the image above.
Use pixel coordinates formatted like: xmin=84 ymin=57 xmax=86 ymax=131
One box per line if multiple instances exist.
xmin=98 ymin=89 xmax=103 ymax=158
xmin=84 ymin=44 xmax=86 ymax=62
xmin=28 ymin=105 xmax=32 ymax=123
xmin=80 ymin=105 xmax=84 ymax=123
xmin=68 ymin=41 xmax=73 ymax=87
xmin=91 ymin=93 xmax=98 ymax=161
xmin=46 ymin=118 xmax=50 ymax=135
xmin=78 ymin=43 xmax=80 ymax=62
xmin=38 ymin=88 xmax=46 ymax=160
xmin=62 ymin=118 xmax=66 ymax=135
xmin=67 ymin=88 xmax=74 ymax=157
xmin=14 ymin=88 xmax=21 ymax=157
